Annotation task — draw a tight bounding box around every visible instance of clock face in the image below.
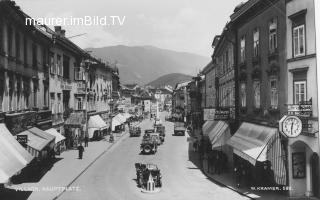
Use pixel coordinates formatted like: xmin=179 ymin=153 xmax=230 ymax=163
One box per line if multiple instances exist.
xmin=282 ymin=116 xmax=302 ymax=137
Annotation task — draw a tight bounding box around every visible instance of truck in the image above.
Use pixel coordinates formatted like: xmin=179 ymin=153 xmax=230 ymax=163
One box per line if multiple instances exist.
xmin=174 ymin=122 xmax=186 ymax=136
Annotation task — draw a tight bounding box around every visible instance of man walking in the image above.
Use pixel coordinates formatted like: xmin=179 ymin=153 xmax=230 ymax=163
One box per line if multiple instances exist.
xmin=77 ymin=143 xmax=85 ymax=159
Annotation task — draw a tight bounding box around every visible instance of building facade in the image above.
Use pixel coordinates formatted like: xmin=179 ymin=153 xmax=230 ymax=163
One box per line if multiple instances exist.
xmin=285 ymin=0 xmax=319 ymax=197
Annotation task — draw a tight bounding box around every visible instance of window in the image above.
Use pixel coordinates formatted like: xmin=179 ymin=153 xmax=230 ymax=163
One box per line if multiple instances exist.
xmin=293 ymin=25 xmax=305 ymax=57
xmin=50 ymin=52 xmax=55 ymax=74
xmin=50 ymin=93 xmax=55 ymax=113
xmin=240 ymin=36 xmax=246 ymax=63
xmin=23 ymin=37 xmax=27 ymax=66
xmin=253 ymin=81 xmax=261 ymax=109
xmin=269 ymin=18 xmax=277 ymax=53
xmin=57 ymin=55 xmax=62 ymax=76
xmin=294 ymin=81 xmax=306 ymax=104
xmin=253 ymin=28 xmax=259 ymax=57
xmin=7 ymin=25 xmax=12 ymax=56
xmin=240 ymin=83 xmax=246 ymax=107
xmin=15 ymin=32 xmax=20 ymax=59
xmin=57 ymin=93 xmax=62 ymax=113
xmin=32 ymin=43 xmax=37 ymax=68
xmin=63 ymin=55 xmax=70 ymax=79
xmin=270 ymin=78 xmax=278 ymax=109
xmin=0 ymin=20 xmax=3 ymax=52
xmin=76 ymin=97 xmax=83 ymax=110
xmin=75 ymin=67 xmax=85 ymax=80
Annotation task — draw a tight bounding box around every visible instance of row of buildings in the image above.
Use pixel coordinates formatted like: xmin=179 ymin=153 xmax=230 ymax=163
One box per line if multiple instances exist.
xmin=0 ymin=0 xmax=120 ymax=183
xmin=172 ymin=0 xmax=319 ymax=198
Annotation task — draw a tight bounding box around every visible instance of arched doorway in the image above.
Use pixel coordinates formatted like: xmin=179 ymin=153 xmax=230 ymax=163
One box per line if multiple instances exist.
xmin=311 ymin=153 xmax=319 ymax=198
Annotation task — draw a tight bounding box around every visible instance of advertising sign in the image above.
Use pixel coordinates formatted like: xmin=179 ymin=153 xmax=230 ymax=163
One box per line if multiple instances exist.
xmin=17 ymin=135 xmax=28 ymax=146
xmin=203 ymin=109 xmax=215 ymax=121
xmin=214 ymin=108 xmax=230 ymax=120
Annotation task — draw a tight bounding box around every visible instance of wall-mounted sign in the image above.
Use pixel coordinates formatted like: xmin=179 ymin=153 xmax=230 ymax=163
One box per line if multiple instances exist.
xmin=203 ymin=109 xmax=215 ymax=121
xmin=292 ymin=152 xmax=306 ymax=179
xmin=17 ymin=135 xmax=28 ymax=146
xmin=287 ymin=101 xmax=312 ymax=117
xmin=279 ymin=115 xmax=302 ymax=138
xmin=61 ymin=84 xmax=72 ymax=90
xmin=214 ymin=108 xmax=230 ymax=120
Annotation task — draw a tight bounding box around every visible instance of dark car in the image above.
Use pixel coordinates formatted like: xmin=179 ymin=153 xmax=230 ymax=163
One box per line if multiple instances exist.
xmin=174 ymin=122 xmax=185 ymax=136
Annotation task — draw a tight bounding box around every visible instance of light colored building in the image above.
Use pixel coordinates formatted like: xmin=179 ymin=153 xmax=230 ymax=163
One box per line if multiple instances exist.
xmin=286 ymin=0 xmax=319 ymax=197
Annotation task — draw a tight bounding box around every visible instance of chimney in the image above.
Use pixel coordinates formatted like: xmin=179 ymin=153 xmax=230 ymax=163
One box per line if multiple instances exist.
xmin=54 ymin=26 xmax=62 ymax=35
xmin=61 ymin=29 xmax=66 ymax=37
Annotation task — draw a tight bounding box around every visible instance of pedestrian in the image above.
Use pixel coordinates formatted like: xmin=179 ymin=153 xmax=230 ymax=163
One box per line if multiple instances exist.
xmin=84 ymin=136 xmax=89 ymax=147
xmin=77 ymin=143 xmax=84 ymax=159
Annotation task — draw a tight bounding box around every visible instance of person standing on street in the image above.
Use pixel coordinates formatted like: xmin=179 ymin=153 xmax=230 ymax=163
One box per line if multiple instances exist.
xmin=84 ymin=136 xmax=89 ymax=147
xmin=77 ymin=143 xmax=84 ymax=159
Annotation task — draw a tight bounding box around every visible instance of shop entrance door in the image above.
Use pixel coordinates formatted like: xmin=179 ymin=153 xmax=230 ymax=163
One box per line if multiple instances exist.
xmin=311 ymin=153 xmax=319 ymax=198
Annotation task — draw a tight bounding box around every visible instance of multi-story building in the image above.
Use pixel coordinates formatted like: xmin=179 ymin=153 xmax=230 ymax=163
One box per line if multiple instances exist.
xmin=172 ymin=81 xmax=190 ymax=121
xmin=285 ymin=0 xmax=319 ymax=197
xmin=0 ymin=1 xmax=52 ymax=134
xmin=226 ymin=0 xmax=288 ymax=188
xmin=201 ymin=61 xmax=216 ymax=108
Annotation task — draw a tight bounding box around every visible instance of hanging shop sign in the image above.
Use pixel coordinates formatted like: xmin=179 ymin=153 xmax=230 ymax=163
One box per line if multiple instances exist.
xmin=287 ymin=100 xmax=312 ymax=117
xmin=214 ymin=108 xmax=230 ymax=120
xmin=279 ymin=115 xmax=303 ymax=138
xmin=203 ymin=108 xmax=215 ymax=121
xmin=17 ymin=135 xmax=28 ymax=147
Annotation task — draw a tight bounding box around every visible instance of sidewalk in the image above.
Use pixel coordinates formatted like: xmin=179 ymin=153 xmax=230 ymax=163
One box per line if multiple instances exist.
xmin=4 ymin=128 xmax=130 ymax=200
xmin=187 ymin=141 xmax=292 ymax=200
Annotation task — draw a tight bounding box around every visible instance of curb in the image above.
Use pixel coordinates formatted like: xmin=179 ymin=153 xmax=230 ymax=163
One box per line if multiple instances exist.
xmin=51 ymin=131 xmax=128 ymax=200
xmin=200 ymin=165 xmax=255 ymax=200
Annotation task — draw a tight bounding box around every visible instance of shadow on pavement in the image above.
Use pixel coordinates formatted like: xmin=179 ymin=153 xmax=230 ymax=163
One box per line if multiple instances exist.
xmin=11 ymin=157 xmax=63 ymax=184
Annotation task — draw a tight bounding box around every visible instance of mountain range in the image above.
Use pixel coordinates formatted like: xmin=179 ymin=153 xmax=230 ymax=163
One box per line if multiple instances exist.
xmin=85 ymin=45 xmax=209 ymax=85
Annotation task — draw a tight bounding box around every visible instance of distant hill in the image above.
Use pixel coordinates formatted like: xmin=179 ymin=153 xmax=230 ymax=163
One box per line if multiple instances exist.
xmin=146 ymin=73 xmax=192 ymax=88
xmin=86 ymin=45 xmax=209 ymax=85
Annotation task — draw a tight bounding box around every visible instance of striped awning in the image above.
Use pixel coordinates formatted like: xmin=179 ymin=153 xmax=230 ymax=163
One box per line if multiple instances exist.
xmin=227 ymin=122 xmax=286 ymax=185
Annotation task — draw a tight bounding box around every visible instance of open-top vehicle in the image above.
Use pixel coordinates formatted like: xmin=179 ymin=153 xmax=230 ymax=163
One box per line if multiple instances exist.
xmin=135 ymin=163 xmax=162 ymax=188
xmin=174 ymin=122 xmax=185 ymax=136
xmin=140 ymin=134 xmax=158 ymax=154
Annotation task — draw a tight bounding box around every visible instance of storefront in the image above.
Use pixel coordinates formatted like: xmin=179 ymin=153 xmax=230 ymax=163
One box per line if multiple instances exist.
xmin=88 ymin=115 xmax=109 ymax=140
xmin=17 ymin=127 xmax=55 ymax=161
xmin=45 ymin=128 xmax=66 ymax=155
xmin=227 ymin=122 xmax=287 ymax=187
xmin=0 ymin=124 xmax=33 ymax=183
xmin=64 ymin=111 xmax=86 ymax=149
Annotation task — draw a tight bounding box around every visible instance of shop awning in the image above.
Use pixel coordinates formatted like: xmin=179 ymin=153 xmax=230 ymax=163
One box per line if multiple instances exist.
xmin=45 ymin=128 xmax=65 ymax=144
xmin=227 ymin=122 xmax=277 ymax=165
xmin=64 ymin=112 xmax=85 ymax=128
xmin=209 ymin=121 xmax=231 ymax=149
xmin=18 ymin=127 xmax=55 ymax=153
xmin=111 ymin=114 xmax=125 ymax=131
xmin=0 ymin=124 xmax=33 ymax=183
xmin=88 ymin=115 xmax=109 ymax=130
xmin=202 ymin=120 xmax=218 ymax=137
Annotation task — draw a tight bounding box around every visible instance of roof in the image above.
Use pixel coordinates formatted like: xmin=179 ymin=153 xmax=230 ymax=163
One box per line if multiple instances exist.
xmin=230 ymin=0 xmax=260 ymax=22
xmin=201 ymin=61 xmax=214 ymax=75
xmin=18 ymin=127 xmax=55 ymax=151
xmin=45 ymin=128 xmax=66 ymax=144
xmin=174 ymin=81 xmax=191 ymax=90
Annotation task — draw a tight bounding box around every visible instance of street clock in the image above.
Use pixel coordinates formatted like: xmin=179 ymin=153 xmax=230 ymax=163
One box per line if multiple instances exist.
xmin=279 ymin=115 xmax=302 ymax=138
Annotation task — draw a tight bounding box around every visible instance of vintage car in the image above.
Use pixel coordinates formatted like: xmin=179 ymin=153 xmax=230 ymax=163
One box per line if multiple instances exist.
xmin=154 ymin=124 xmax=165 ymax=142
xmin=174 ymin=122 xmax=186 ymax=136
xmin=140 ymin=135 xmax=158 ymax=154
xmin=135 ymin=163 xmax=162 ymax=188
xmin=130 ymin=126 xmax=141 ymax=137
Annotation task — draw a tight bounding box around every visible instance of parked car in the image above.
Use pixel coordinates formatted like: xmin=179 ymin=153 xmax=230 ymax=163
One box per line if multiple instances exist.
xmin=174 ymin=122 xmax=185 ymax=136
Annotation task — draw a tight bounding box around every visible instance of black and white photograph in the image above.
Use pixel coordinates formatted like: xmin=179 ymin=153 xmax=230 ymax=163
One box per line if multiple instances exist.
xmin=1 ymin=0 xmax=320 ymax=199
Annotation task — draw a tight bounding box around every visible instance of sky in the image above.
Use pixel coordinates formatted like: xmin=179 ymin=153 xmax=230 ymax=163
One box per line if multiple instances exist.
xmin=15 ymin=0 xmax=243 ymax=57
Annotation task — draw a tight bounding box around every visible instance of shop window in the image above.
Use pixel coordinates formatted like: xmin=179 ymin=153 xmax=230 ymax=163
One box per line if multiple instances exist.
xmin=270 ymin=78 xmax=278 ymax=109
xmin=253 ymin=28 xmax=260 ymax=57
xmin=240 ymin=83 xmax=246 ymax=107
xmin=240 ymin=36 xmax=246 ymax=63
xmin=269 ymin=18 xmax=277 ymax=53
xmin=293 ymin=25 xmax=305 ymax=57
xmin=294 ymin=81 xmax=306 ymax=104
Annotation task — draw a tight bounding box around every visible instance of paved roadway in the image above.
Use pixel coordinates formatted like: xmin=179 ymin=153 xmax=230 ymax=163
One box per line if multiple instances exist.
xmin=58 ymin=112 xmax=249 ymax=200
